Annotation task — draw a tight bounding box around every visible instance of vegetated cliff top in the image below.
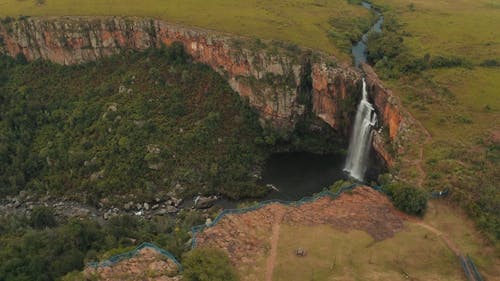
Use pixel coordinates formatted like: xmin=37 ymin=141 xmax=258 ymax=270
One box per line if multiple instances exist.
xmin=0 ymin=0 xmax=372 ymax=62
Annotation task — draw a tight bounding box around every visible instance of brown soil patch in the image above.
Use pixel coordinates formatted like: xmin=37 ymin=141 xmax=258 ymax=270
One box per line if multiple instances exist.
xmin=264 ymin=207 xmax=286 ymax=281
xmin=196 ymin=186 xmax=408 ymax=267
xmin=84 ymin=248 xmax=180 ymax=281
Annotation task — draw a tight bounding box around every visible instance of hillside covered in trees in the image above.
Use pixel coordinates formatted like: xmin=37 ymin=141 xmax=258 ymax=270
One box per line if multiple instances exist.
xmin=0 ymin=44 xmax=273 ymax=203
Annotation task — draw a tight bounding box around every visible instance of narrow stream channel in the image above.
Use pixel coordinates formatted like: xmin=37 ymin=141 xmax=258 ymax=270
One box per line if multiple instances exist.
xmin=352 ymin=1 xmax=384 ymax=67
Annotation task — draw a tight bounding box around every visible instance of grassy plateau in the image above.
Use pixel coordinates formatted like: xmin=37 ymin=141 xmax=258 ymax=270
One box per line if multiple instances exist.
xmin=368 ymin=0 xmax=500 ymax=246
xmin=0 ymin=0 xmax=374 ymax=61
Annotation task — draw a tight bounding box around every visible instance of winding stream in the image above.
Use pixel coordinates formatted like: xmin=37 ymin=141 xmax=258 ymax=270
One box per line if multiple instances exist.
xmin=352 ymin=1 xmax=384 ymax=67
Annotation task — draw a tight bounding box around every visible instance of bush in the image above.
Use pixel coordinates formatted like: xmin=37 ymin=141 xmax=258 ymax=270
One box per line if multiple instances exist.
xmin=29 ymin=206 xmax=57 ymax=229
xmin=430 ymin=55 xmax=471 ymax=69
xmin=386 ymin=184 xmax=428 ymax=216
xmin=182 ymin=248 xmax=238 ymax=281
xmin=480 ymin=59 xmax=499 ymax=67
xmin=330 ymin=179 xmax=356 ymax=193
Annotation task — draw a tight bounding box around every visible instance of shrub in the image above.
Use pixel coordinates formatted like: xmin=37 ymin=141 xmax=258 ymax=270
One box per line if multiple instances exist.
xmin=29 ymin=206 xmax=57 ymax=229
xmin=386 ymin=184 xmax=428 ymax=216
xmin=182 ymin=248 xmax=238 ymax=281
xmin=430 ymin=55 xmax=471 ymax=69
xmin=330 ymin=179 xmax=356 ymax=193
xmin=165 ymin=41 xmax=189 ymax=64
xmin=480 ymin=59 xmax=499 ymax=67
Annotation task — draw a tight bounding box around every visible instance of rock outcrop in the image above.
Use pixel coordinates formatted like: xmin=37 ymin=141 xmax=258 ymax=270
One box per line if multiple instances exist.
xmin=363 ymin=64 xmax=417 ymax=167
xmin=85 ymin=248 xmax=180 ymax=281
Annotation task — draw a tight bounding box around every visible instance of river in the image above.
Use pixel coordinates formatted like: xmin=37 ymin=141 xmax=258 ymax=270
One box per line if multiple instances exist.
xmin=352 ymin=1 xmax=384 ymax=67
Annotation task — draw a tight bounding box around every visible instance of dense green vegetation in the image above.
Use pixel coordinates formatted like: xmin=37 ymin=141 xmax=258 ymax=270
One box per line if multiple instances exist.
xmin=365 ymin=15 xmax=472 ymax=79
xmin=383 ymin=183 xmax=428 ymax=217
xmin=182 ymin=248 xmax=238 ymax=281
xmin=0 ymin=44 xmax=272 ymax=203
xmin=0 ymin=210 xmax=204 ymax=281
xmin=0 ymin=43 xmax=350 ymax=281
xmin=328 ymin=5 xmax=378 ymax=52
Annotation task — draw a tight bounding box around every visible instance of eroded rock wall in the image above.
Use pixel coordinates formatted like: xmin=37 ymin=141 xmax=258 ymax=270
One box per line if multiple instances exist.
xmin=0 ymin=17 xmax=412 ymax=168
xmin=0 ymin=17 xmax=360 ymax=135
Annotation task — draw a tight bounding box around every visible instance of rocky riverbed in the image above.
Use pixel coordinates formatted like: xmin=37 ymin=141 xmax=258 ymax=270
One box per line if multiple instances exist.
xmin=0 ymin=191 xmax=188 ymax=222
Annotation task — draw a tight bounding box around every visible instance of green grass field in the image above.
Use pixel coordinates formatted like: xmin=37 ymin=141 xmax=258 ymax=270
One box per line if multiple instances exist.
xmin=369 ymin=0 xmax=500 ymax=246
xmin=423 ymin=201 xmax=500 ymax=280
xmin=272 ymin=223 xmax=464 ymax=281
xmin=0 ymin=0 xmax=372 ymax=61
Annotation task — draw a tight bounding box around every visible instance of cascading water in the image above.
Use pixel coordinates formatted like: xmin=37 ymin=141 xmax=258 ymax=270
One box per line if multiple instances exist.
xmin=344 ymin=78 xmax=377 ymax=181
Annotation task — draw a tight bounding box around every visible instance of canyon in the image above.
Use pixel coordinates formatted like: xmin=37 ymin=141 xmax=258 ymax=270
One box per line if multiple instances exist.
xmin=0 ymin=16 xmax=411 ymax=168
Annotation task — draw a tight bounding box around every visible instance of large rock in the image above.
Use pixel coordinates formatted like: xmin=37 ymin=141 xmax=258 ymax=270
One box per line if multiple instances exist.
xmin=194 ymin=195 xmax=217 ymax=209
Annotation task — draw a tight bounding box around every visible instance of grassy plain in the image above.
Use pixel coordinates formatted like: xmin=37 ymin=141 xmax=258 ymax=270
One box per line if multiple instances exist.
xmin=272 ymin=223 xmax=464 ymax=281
xmin=0 ymin=0 xmax=372 ymax=61
xmin=370 ymin=0 xmax=500 ymax=244
xmin=423 ymin=201 xmax=500 ymax=280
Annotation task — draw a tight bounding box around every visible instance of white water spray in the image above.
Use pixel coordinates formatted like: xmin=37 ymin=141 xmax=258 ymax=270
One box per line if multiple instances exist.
xmin=344 ymin=78 xmax=377 ymax=181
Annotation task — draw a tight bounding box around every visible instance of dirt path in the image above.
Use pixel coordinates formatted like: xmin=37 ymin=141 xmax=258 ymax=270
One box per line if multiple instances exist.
xmin=414 ymin=222 xmax=462 ymax=257
xmin=405 ymin=108 xmax=433 ymax=188
xmin=264 ymin=208 xmax=286 ymax=281
xmin=418 ymin=223 xmax=482 ymax=281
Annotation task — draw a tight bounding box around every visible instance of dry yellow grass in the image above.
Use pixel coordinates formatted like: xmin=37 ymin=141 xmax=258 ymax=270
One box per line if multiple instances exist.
xmin=271 ymin=223 xmax=464 ymax=281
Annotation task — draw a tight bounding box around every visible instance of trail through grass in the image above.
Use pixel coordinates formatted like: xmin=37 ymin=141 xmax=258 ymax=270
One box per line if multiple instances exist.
xmin=271 ymin=224 xmax=464 ymax=281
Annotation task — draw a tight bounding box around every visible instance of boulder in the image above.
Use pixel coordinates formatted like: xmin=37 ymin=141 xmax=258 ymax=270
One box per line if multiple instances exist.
xmin=194 ymin=196 xmax=217 ymax=209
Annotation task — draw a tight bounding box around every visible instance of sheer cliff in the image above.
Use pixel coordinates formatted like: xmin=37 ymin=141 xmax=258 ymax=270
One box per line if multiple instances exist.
xmin=0 ymin=16 xmax=409 ymax=167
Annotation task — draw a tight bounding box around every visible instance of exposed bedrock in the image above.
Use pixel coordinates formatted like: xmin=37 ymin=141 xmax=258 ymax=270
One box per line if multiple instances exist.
xmin=0 ymin=17 xmax=409 ymax=167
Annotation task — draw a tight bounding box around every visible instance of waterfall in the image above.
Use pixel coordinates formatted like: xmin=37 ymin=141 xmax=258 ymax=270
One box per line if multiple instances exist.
xmin=344 ymin=78 xmax=377 ymax=181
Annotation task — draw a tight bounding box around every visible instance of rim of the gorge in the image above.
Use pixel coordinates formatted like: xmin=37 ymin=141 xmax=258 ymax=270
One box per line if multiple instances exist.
xmin=0 ymin=16 xmax=421 ymax=183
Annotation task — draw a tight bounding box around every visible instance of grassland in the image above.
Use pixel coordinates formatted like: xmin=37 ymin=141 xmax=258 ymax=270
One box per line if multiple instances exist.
xmin=0 ymin=0 xmax=372 ymax=61
xmin=423 ymin=201 xmax=500 ymax=280
xmin=272 ymin=223 xmax=464 ymax=281
xmin=369 ymin=0 xmax=500 ymax=244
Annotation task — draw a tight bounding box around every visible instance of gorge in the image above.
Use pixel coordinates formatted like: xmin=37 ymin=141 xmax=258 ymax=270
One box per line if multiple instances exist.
xmin=0 ymin=16 xmax=410 ymax=196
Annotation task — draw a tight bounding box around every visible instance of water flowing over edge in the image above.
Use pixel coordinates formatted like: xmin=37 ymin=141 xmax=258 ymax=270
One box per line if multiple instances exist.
xmin=344 ymin=78 xmax=377 ymax=181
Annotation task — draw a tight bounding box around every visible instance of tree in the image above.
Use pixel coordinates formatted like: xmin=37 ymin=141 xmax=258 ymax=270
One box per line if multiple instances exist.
xmin=387 ymin=184 xmax=428 ymax=216
xmin=182 ymin=248 xmax=238 ymax=281
xmin=29 ymin=206 xmax=57 ymax=229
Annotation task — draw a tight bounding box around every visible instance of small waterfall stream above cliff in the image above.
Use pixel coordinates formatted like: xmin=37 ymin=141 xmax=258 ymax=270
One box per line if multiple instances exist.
xmin=344 ymin=78 xmax=377 ymax=181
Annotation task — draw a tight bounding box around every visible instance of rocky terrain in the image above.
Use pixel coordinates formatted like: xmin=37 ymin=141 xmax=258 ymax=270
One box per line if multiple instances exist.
xmin=0 ymin=191 xmax=186 ymax=222
xmin=84 ymin=247 xmax=181 ymax=281
xmin=195 ymin=186 xmax=408 ymax=265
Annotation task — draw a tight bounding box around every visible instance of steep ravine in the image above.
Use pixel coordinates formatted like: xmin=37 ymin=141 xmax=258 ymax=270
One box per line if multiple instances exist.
xmin=0 ymin=16 xmax=408 ymax=168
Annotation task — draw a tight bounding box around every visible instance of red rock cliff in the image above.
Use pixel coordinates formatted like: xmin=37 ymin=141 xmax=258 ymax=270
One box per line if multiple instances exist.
xmin=0 ymin=17 xmax=412 ymax=168
xmin=0 ymin=17 xmax=362 ymax=135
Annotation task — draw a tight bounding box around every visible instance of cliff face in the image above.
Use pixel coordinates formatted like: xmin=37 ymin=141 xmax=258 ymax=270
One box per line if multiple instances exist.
xmin=0 ymin=17 xmax=360 ymax=135
xmin=0 ymin=16 xmax=410 ymax=168
xmin=362 ymin=64 xmax=410 ymax=167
